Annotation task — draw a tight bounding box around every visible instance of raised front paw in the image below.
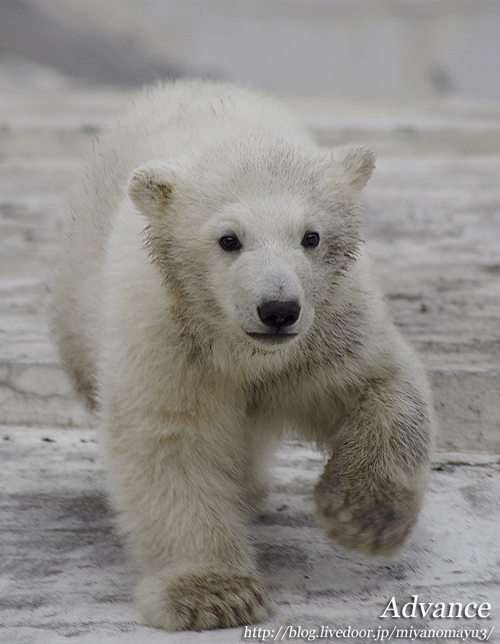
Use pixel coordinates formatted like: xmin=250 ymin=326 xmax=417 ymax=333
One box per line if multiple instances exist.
xmin=137 ymin=567 xmax=275 ymax=631
xmin=314 ymin=468 xmax=422 ymax=557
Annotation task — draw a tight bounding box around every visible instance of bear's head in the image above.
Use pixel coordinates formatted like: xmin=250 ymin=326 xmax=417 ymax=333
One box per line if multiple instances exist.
xmin=129 ymin=135 xmax=375 ymax=359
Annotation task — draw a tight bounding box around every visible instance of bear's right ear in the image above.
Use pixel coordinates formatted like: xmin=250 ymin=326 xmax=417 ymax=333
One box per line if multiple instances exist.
xmin=128 ymin=163 xmax=177 ymax=221
xmin=329 ymin=145 xmax=376 ymax=193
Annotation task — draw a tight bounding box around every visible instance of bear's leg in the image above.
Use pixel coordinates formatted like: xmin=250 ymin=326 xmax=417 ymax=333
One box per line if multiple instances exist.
xmin=240 ymin=427 xmax=277 ymax=513
xmin=313 ymin=376 xmax=433 ymax=556
xmin=104 ymin=426 xmax=275 ymax=631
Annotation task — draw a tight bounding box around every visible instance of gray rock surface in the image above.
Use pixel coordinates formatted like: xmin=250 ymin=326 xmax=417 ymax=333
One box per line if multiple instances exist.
xmin=1 ymin=428 xmax=499 ymax=644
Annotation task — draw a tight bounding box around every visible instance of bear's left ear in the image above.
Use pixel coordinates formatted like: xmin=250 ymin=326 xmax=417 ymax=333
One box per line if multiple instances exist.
xmin=128 ymin=163 xmax=177 ymax=221
xmin=328 ymin=145 xmax=376 ymax=193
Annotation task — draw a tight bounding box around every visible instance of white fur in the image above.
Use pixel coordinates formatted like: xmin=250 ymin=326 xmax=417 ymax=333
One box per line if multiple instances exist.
xmin=51 ymin=79 xmax=434 ymax=631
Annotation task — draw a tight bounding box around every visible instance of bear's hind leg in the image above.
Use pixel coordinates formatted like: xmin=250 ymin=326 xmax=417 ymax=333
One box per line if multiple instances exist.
xmin=240 ymin=427 xmax=278 ymax=513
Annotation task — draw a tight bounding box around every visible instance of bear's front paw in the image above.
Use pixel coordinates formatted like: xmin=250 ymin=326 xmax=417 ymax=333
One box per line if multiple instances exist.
xmin=314 ymin=470 xmax=421 ymax=557
xmin=137 ymin=568 xmax=275 ymax=631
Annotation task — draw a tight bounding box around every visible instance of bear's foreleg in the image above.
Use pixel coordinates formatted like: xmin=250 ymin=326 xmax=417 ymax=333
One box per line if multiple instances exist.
xmin=313 ymin=376 xmax=432 ymax=556
xmin=105 ymin=426 xmax=274 ymax=631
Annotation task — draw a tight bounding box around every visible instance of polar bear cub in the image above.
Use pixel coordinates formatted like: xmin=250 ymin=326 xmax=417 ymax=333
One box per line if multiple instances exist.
xmin=51 ymin=80 xmax=434 ymax=631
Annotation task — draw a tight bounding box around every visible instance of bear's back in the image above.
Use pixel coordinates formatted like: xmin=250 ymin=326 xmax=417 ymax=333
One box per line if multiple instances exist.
xmin=78 ymin=80 xmax=307 ymax=236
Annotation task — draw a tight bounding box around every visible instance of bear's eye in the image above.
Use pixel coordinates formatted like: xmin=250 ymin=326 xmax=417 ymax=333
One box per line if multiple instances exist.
xmin=302 ymin=232 xmax=320 ymax=248
xmin=219 ymin=235 xmax=242 ymax=252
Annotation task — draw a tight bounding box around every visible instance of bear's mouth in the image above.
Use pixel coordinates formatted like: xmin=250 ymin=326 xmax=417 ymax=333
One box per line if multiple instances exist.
xmin=247 ymin=332 xmax=298 ymax=345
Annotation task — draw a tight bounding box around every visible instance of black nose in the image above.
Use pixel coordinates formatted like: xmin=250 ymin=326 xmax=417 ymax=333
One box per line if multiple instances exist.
xmin=258 ymin=300 xmax=300 ymax=330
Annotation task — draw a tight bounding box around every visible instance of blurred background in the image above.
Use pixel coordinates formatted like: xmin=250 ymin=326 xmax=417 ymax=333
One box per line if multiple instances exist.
xmin=1 ymin=0 xmax=500 ymax=101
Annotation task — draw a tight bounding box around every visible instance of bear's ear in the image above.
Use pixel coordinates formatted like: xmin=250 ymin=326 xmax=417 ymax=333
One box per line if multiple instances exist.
xmin=329 ymin=145 xmax=376 ymax=193
xmin=128 ymin=163 xmax=177 ymax=221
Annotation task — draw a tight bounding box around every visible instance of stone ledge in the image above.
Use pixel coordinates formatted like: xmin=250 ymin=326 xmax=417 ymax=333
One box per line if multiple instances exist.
xmin=1 ymin=90 xmax=500 ymax=158
xmin=1 ymin=360 xmax=499 ymax=453
xmin=3 ymin=120 xmax=500 ymax=159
